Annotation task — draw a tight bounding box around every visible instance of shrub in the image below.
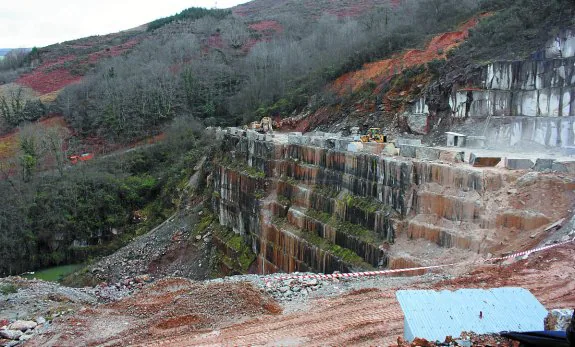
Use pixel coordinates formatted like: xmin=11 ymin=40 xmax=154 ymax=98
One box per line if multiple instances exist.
xmin=0 ymin=284 xmax=18 ymax=295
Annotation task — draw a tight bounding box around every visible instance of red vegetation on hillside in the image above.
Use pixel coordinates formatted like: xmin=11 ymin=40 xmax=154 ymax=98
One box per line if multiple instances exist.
xmin=16 ymin=39 xmax=141 ymax=95
xmin=87 ymin=39 xmax=140 ymax=64
xmin=206 ymin=33 xmax=224 ymax=49
xmin=17 ymin=69 xmax=83 ymax=95
xmin=249 ymin=20 xmax=283 ymax=33
xmin=332 ymin=16 xmax=482 ymax=94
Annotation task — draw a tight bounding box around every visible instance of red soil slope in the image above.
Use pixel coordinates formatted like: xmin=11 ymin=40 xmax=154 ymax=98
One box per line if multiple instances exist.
xmin=16 ymin=38 xmax=140 ymax=95
xmin=332 ymin=16 xmax=484 ymax=95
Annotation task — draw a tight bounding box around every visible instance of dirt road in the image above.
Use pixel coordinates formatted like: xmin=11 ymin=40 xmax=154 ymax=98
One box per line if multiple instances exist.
xmin=28 ymin=245 xmax=574 ymax=347
xmin=141 ymin=288 xmax=403 ymax=346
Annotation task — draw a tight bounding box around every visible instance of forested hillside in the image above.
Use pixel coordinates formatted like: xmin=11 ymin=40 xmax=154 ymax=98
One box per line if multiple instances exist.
xmin=0 ymin=0 xmax=573 ymax=276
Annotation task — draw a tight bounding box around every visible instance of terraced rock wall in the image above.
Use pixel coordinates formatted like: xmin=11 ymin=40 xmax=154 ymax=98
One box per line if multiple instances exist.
xmin=211 ymin=131 xmax=574 ymax=274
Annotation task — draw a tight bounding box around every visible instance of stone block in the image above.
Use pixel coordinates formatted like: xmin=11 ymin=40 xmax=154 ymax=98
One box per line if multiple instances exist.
xmin=396 ymin=138 xmax=422 ymax=147
xmin=415 ymin=146 xmax=441 ymax=160
xmin=288 ymin=134 xmax=302 ymax=145
xmin=310 ymin=138 xmax=326 ymax=147
xmin=469 ymin=153 xmax=501 ymax=167
xmin=563 ymin=146 xmax=575 ymax=156
xmin=383 ymin=143 xmax=400 ymax=156
xmin=466 ymin=136 xmax=486 ymax=148
xmin=325 ymin=138 xmax=337 ymax=149
xmin=504 ymin=158 xmax=535 ymax=170
xmin=335 ymin=139 xmax=351 ymax=151
xmin=533 ymin=158 xmax=555 ymax=171
xmin=552 ymin=160 xmax=575 ymax=174
xmin=439 ymin=149 xmax=464 ymax=163
xmin=347 ymin=142 xmax=364 ymax=152
xmin=399 ymin=144 xmax=419 ymax=158
xmin=362 ymin=142 xmax=385 ymax=154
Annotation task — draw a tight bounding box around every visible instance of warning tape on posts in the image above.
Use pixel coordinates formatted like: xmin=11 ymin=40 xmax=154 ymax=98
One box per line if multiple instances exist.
xmin=266 ymin=236 xmax=575 ymax=282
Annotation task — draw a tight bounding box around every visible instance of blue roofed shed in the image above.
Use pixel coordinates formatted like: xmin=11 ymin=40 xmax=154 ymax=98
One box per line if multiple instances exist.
xmin=396 ymin=287 xmax=548 ymax=342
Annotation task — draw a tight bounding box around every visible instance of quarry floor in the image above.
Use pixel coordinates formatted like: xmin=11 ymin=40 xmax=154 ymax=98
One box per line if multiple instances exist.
xmin=25 ymin=244 xmax=575 ymax=347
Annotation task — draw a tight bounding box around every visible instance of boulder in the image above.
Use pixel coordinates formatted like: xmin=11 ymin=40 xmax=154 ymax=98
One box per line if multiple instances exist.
xmin=406 ymin=113 xmax=429 ymax=135
xmin=0 ymin=329 xmax=22 ymax=340
xmin=517 ymin=172 xmax=540 ymax=187
xmin=545 ymin=309 xmax=574 ymax=331
xmin=8 ymin=320 xmax=37 ymax=332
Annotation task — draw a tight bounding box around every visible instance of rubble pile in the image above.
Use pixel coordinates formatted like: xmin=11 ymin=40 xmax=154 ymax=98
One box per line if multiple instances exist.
xmin=93 ymin=274 xmax=154 ymax=302
xmin=0 ymin=318 xmax=48 ymax=347
xmin=395 ymin=332 xmax=515 ymax=347
xmin=264 ymin=277 xmax=324 ymax=301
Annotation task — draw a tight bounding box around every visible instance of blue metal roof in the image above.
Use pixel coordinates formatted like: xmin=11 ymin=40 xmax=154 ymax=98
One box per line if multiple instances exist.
xmin=396 ymin=287 xmax=548 ymax=342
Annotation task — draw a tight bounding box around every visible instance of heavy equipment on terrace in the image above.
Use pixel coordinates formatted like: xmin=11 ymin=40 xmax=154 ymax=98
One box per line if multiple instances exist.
xmin=244 ymin=117 xmax=274 ymax=133
xmin=360 ymin=127 xmax=386 ymax=143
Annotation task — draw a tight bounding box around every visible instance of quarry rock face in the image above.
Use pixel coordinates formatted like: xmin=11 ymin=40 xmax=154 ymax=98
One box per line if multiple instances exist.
xmin=405 ymin=29 xmax=575 ymax=149
xmin=211 ymin=130 xmax=575 ymax=275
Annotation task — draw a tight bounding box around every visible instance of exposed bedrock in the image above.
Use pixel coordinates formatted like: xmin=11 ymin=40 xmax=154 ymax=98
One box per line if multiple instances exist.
xmin=212 ymin=132 xmax=575 ymax=274
xmin=407 ymin=30 xmax=575 ymax=148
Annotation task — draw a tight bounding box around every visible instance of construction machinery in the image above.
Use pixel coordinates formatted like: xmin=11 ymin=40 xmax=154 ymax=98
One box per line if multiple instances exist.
xmin=69 ymin=153 xmax=94 ymax=164
xmin=244 ymin=117 xmax=274 ymax=133
xmin=360 ymin=128 xmax=386 ymax=143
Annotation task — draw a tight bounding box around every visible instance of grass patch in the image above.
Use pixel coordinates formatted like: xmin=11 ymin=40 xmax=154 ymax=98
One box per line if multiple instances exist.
xmin=343 ymin=194 xmax=386 ymax=214
xmin=0 ymin=283 xmax=18 ymax=295
xmin=313 ymin=184 xmax=339 ymax=199
xmin=213 ymin=225 xmax=256 ymax=273
xmin=219 ymin=155 xmax=266 ymax=179
xmin=306 ymin=208 xmax=334 ymax=225
xmin=307 ymin=207 xmax=383 ymax=245
xmin=298 ymin=229 xmax=369 ymax=268
xmin=193 ymin=212 xmax=214 ymax=236
xmin=277 ymin=194 xmax=291 ymax=206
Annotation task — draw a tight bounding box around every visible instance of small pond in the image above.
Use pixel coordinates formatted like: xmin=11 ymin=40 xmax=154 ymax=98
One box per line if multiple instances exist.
xmin=22 ymin=264 xmax=84 ymax=282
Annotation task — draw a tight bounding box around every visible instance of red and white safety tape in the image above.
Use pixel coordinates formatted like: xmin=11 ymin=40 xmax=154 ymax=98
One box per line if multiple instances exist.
xmin=483 ymin=236 xmax=575 ymax=262
xmin=267 ymin=236 xmax=575 ymax=282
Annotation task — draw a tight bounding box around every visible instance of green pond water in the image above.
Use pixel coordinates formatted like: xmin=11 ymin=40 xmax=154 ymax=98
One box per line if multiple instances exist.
xmin=23 ymin=264 xmax=84 ymax=282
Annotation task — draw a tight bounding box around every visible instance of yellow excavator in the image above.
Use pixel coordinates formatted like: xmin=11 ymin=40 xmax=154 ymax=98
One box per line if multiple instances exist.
xmin=244 ymin=117 xmax=274 ymax=133
xmin=360 ymin=128 xmax=386 ymax=143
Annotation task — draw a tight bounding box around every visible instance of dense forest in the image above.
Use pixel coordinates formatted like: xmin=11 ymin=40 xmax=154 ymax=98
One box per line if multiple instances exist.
xmin=0 ymin=0 xmax=573 ymax=275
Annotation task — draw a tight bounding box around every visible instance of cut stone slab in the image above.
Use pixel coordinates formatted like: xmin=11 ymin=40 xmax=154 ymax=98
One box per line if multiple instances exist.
xmin=439 ymin=149 xmax=464 ymax=163
xmin=533 ymin=158 xmax=555 ymax=171
xmin=470 ymin=153 xmax=501 ymax=167
xmin=504 ymin=158 xmax=535 ymax=170
xmin=552 ymin=160 xmax=575 ymax=174
xmin=415 ymin=146 xmax=441 ymax=160
xmin=396 ymin=138 xmax=422 ymax=147
xmin=466 ymin=136 xmax=486 ymax=148
xmin=362 ymin=142 xmax=385 ymax=154
xmin=399 ymin=144 xmax=419 ymax=158
xmin=347 ymin=142 xmax=364 ymax=152
xmin=383 ymin=143 xmax=400 ymax=156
